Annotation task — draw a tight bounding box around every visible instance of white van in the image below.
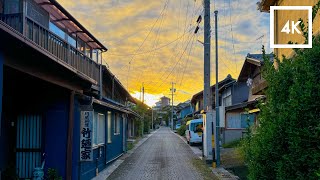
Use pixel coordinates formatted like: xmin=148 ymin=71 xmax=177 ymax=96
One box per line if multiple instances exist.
xmin=185 ymin=119 xmax=203 ymax=145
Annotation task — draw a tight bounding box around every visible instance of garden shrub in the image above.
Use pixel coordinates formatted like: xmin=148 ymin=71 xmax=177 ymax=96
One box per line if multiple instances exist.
xmin=241 ymin=39 xmax=320 ymax=179
xmin=177 ymin=124 xmax=186 ymax=136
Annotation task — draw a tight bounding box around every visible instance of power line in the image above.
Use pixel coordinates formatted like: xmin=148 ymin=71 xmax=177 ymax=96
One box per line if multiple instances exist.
xmin=126 ymin=0 xmax=170 ymax=89
xmin=149 ymin=0 xmax=199 ymax=90
xmin=178 ymin=33 xmax=198 ymax=87
xmin=156 ymin=34 xmax=195 ymax=89
xmin=228 ymin=0 xmax=238 ymax=74
xmin=135 ymin=3 xmax=168 ymax=86
xmin=106 ymin=32 xmax=188 ymax=57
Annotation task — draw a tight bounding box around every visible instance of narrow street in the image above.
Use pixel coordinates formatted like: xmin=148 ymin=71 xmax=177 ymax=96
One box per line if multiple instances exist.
xmin=107 ymin=127 xmax=203 ymax=180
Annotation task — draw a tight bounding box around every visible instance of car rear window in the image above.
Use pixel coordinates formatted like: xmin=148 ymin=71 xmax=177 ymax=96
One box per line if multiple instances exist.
xmin=190 ymin=122 xmax=203 ymax=132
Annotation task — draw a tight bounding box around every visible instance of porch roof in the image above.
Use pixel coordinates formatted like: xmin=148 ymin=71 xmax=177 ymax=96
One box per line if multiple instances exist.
xmin=225 ymin=100 xmax=257 ymax=112
xmin=93 ymin=98 xmax=141 ymax=118
xmin=34 ymin=0 xmax=107 ymax=51
xmin=238 ymin=53 xmax=273 ymax=82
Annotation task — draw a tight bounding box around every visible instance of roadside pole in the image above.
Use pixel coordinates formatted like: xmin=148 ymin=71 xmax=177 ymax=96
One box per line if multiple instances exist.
xmin=170 ymin=82 xmax=176 ymax=130
xmin=151 ymin=107 xmax=154 ymax=130
xmin=203 ymin=0 xmax=213 ymax=162
xmin=214 ymin=10 xmax=220 ymax=167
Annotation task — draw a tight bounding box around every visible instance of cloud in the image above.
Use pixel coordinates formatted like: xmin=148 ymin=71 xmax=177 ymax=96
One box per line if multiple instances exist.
xmin=57 ymin=0 xmax=270 ymax=104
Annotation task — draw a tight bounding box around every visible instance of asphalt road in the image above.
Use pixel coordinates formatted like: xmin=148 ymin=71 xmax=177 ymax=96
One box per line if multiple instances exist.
xmin=107 ymin=127 xmax=203 ymax=180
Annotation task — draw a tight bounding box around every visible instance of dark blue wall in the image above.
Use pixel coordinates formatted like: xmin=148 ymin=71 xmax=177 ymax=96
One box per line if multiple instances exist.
xmin=75 ymin=103 xmax=125 ymax=180
xmin=0 ymin=65 xmax=70 ymax=179
xmin=44 ymin=99 xmax=69 ymax=179
xmin=72 ymin=98 xmax=80 ymax=180
xmin=0 ymin=52 xmax=3 ymax=170
xmin=106 ymin=112 xmax=123 ymax=163
xmin=78 ymin=105 xmax=108 ymax=180
xmin=232 ymin=82 xmax=249 ymax=104
xmin=0 ymin=52 xmax=2 ymax=126
xmin=180 ymin=106 xmax=192 ymax=119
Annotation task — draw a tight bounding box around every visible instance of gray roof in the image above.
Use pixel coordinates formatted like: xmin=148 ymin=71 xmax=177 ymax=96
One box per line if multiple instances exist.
xmin=247 ymin=53 xmax=274 ymax=62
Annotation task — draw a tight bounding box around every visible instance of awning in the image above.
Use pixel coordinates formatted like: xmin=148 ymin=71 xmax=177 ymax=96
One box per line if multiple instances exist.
xmin=93 ymin=98 xmax=141 ymax=118
xmin=34 ymin=0 xmax=107 ymax=51
xmin=248 ymin=108 xmax=260 ymax=113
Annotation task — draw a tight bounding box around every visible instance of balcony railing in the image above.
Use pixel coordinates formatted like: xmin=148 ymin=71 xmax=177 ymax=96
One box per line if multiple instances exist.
xmin=0 ymin=14 xmax=100 ymax=83
xmin=0 ymin=13 xmax=23 ymax=33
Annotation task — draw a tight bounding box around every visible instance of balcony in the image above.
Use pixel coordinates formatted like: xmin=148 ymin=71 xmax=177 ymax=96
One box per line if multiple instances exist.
xmin=0 ymin=0 xmax=107 ymax=84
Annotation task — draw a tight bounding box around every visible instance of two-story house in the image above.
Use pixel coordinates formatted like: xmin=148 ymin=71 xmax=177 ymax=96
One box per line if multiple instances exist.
xmin=0 ymin=1 xmax=140 ymax=180
xmin=222 ymin=53 xmax=273 ymax=144
xmin=219 ymin=77 xmax=250 ymax=144
xmin=176 ymin=100 xmax=193 ymax=125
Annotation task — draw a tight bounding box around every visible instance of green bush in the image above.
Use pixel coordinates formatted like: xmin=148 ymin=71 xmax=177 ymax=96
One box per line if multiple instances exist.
xmin=222 ymin=139 xmax=241 ymax=148
xmin=177 ymin=125 xmax=186 ymax=136
xmin=47 ymin=168 xmax=62 ymax=180
xmin=241 ymin=40 xmax=320 ymax=179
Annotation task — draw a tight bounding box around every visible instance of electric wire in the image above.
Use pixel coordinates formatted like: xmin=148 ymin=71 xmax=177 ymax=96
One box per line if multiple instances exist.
xmin=126 ymin=0 xmax=170 ymax=89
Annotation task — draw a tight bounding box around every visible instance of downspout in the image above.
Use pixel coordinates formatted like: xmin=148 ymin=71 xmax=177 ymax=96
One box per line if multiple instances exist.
xmin=66 ymin=91 xmax=75 ymax=180
xmin=99 ymin=51 xmax=103 ymax=100
xmin=112 ymin=76 xmax=115 ymax=99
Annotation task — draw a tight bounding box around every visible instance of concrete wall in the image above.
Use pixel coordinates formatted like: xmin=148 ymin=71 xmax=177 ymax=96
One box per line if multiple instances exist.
xmin=224 ymin=129 xmax=245 ymax=144
xmin=223 ymin=110 xmax=245 ymax=144
xmin=274 ymin=0 xmax=320 ymax=58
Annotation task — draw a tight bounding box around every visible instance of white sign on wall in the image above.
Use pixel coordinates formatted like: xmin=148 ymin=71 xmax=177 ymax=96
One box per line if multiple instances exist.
xmin=80 ymin=111 xmax=93 ymax=161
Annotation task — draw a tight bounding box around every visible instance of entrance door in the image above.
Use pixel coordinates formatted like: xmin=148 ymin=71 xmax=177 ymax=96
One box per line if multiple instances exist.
xmin=16 ymin=114 xmax=42 ymax=179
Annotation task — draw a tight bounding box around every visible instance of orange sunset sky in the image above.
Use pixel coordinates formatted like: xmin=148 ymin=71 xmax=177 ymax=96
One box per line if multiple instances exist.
xmin=58 ymin=0 xmax=271 ymax=106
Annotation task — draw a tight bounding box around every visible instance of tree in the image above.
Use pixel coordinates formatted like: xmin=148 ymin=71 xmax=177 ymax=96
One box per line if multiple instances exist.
xmin=242 ymin=42 xmax=320 ymax=179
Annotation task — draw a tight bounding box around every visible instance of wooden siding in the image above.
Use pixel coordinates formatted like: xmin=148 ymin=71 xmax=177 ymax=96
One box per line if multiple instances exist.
xmin=0 ymin=14 xmax=100 ymax=83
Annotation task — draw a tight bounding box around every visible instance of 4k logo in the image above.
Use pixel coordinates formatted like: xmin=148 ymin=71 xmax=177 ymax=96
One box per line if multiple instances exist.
xmin=270 ymin=6 xmax=312 ymax=49
xmin=281 ymin=20 xmax=301 ymax=34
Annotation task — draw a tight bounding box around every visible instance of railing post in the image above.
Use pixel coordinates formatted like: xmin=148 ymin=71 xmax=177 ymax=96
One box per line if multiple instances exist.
xmin=22 ymin=0 xmax=26 ymax=35
xmin=67 ymin=44 xmax=71 ymax=65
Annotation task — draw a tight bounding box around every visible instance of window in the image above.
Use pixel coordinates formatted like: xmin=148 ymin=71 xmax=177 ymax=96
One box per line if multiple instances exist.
xmin=190 ymin=122 xmax=203 ymax=132
xmin=67 ymin=35 xmax=76 ymax=47
xmin=92 ymin=49 xmax=101 ymax=63
xmin=84 ymin=44 xmax=91 ymax=57
xmin=107 ymin=111 xmax=112 ymax=143
xmin=4 ymin=0 xmax=20 ymax=14
xmin=114 ymin=113 xmax=121 ymax=135
xmin=0 ymin=0 xmax=4 ymax=14
xmin=222 ymin=88 xmax=232 ymax=107
xmin=49 ymin=22 xmax=65 ymax=40
xmin=240 ymin=113 xmax=255 ymax=128
xmin=226 ymin=112 xmax=255 ymax=129
xmin=93 ymin=112 xmax=105 ymax=146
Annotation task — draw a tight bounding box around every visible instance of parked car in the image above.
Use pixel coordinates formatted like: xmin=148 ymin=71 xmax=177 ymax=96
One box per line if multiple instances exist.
xmin=185 ymin=119 xmax=203 ymax=145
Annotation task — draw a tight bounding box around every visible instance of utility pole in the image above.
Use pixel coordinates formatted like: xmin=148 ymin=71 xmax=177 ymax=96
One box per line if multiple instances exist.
xmin=203 ymin=0 xmax=213 ymax=162
xmin=214 ymin=10 xmax=220 ymax=167
xmin=170 ymin=82 xmax=176 ymax=130
xmin=151 ymin=107 xmax=154 ymax=130
xmin=142 ymin=82 xmax=145 ymax=104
